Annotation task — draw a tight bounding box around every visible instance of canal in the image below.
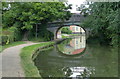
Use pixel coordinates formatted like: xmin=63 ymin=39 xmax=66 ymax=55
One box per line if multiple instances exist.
xmin=33 ymin=35 xmax=118 ymax=78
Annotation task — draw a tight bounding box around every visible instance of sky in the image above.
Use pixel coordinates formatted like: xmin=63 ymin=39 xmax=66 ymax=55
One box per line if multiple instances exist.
xmin=67 ymin=0 xmax=86 ymax=13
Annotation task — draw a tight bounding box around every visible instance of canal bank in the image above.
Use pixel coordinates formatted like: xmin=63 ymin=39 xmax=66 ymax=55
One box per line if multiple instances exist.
xmin=20 ymin=38 xmax=66 ymax=77
xmin=20 ymin=35 xmax=118 ymax=78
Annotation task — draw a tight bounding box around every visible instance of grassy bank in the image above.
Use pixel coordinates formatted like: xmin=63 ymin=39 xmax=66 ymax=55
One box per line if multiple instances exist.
xmin=1 ymin=41 xmax=26 ymax=52
xmin=20 ymin=41 xmax=55 ymax=77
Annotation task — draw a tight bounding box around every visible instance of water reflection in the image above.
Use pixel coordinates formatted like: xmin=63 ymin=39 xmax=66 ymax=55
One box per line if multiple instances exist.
xmin=57 ymin=35 xmax=86 ymax=55
xmin=33 ymin=36 xmax=118 ymax=78
xmin=62 ymin=67 xmax=95 ymax=78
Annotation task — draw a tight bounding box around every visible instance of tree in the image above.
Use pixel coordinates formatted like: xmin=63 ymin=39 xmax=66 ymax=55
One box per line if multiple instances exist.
xmin=2 ymin=2 xmax=71 ymax=30
xmin=2 ymin=2 xmax=72 ymax=41
xmin=61 ymin=27 xmax=72 ymax=34
xmin=80 ymin=2 xmax=119 ymax=46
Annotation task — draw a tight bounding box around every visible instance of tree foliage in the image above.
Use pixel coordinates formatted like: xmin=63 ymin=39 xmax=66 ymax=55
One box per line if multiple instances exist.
xmin=61 ymin=27 xmax=72 ymax=34
xmin=2 ymin=2 xmax=71 ymax=42
xmin=81 ymin=2 xmax=120 ymax=46
xmin=2 ymin=2 xmax=71 ymax=30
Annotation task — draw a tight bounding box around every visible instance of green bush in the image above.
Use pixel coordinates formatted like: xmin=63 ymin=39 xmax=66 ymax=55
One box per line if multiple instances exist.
xmin=1 ymin=35 xmax=8 ymax=45
xmin=61 ymin=27 xmax=72 ymax=34
xmin=28 ymin=27 xmax=54 ymax=42
xmin=1 ymin=35 xmax=14 ymax=45
xmin=2 ymin=27 xmax=23 ymax=45
xmin=9 ymin=27 xmax=23 ymax=41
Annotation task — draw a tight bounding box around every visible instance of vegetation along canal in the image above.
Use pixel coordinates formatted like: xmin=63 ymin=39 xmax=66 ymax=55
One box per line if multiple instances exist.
xmin=33 ymin=35 xmax=118 ymax=78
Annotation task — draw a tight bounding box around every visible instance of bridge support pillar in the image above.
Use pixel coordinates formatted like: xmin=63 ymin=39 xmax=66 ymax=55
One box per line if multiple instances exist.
xmin=54 ymin=31 xmax=57 ymax=40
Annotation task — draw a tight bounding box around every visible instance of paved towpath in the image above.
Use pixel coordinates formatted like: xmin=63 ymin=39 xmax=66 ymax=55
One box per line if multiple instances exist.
xmin=0 ymin=41 xmax=38 ymax=77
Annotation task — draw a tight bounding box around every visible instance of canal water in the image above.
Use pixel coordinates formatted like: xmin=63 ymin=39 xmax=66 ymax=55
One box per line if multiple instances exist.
xmin=33 ymin=35 xmax=118 ymax=78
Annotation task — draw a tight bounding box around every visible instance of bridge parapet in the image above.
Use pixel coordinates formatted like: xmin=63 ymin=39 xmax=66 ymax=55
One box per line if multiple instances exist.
xmin=47 ymin=13 xmax=85 ymax=28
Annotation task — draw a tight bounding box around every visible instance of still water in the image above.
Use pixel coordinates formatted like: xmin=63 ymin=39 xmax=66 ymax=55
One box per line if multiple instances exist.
xmin=33 ymin=35 xmax=118 ymax=78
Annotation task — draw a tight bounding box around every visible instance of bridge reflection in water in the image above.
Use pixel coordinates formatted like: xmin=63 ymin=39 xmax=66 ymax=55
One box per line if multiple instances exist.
xmin=33 ymin=35 xmax=118 ymax=78
xmin=57 ymin=35 xmax=86 ymax=55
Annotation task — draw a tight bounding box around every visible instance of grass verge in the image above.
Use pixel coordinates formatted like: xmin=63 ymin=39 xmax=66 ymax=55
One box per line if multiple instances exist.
xmin=1 ymin=41 xmax=26 ymax=52
xmin=62 ymin=35 xmax=69 ymax=38
xmin=20 ymin=41 xmax=55 ymax=77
